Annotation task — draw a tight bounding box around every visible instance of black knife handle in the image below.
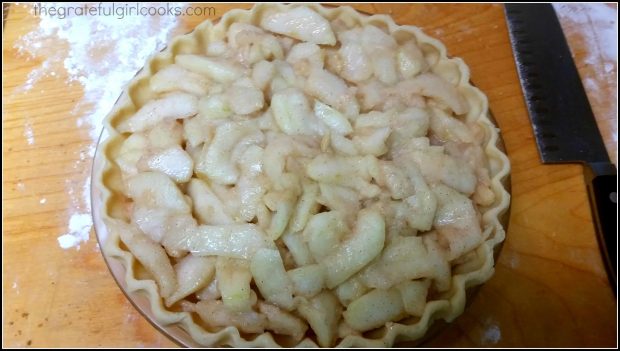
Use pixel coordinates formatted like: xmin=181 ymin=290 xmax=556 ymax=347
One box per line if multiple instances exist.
xmin=585 ymin=162 xmax=617 ymax=294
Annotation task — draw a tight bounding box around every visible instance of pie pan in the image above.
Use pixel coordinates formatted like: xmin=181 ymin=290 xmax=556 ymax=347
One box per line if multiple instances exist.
xmin=92 ymin=3 xmax=511 ymax=347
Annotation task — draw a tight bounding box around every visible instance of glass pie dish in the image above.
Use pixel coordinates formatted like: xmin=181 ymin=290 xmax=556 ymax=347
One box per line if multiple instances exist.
xmin=92 ymin=119 xmax=510 ymax=348
xmin=92 ymin=3 xmax=511 ymax=348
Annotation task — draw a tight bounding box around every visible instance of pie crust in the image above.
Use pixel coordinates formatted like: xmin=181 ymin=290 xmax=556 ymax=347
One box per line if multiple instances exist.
xmin=96 ymin=3 xmax=511 ymax=347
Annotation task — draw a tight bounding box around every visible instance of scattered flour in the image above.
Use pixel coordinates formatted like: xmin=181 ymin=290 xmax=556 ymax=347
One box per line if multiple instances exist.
xmin=23 ymin=118 xmax=35 ymax=145
xmin=482 ymin=323 xmax=501 ymax=344
xmin=554 ymin=4 xmax=617 ymax=160
xmin=57 ymin=213 xmax=94 ymax=250
xmin=509 ymin=252 xmax=520 ymax=269
xmin=554 ymin=4 xmax=617 ymax=62
xmin=40 ymin=198 xmax=47 ymax=204
xmin=12 ymin=3 xmax=185 ymax=249
xmin=12 ymin=280 xmax=20 ymax=295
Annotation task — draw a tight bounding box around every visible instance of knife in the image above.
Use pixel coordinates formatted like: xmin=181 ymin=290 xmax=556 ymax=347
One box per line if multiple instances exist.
xmin=504 ymin=4 xmax=617 ymax=293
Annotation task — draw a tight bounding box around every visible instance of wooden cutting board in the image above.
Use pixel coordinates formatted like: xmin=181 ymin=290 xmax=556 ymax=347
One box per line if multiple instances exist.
xmin=2 ymin=3 xmax=616 ymax=348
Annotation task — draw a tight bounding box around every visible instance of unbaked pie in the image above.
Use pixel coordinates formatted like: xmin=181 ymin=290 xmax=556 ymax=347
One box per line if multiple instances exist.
xmin=97 ymin=3 xmax=511 ymax=347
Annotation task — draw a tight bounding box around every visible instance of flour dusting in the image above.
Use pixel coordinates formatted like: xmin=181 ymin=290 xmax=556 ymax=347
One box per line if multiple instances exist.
xmin=12 ymin=3 xmax=185 ymax=249
xmin=508 ymin=252 xmax=520 ymax=269
xmin=554 ymin=4 xmax=618 ymax=159
xmin=554 ymin=4 xmax=617 ymax=62
xmin=24 ymin=119 xmax=35 ymax=145
xmin=482 ymin=324 xmax=501 ymax=344
xmin=12 ymin=280 xmax=20 ymax=295
xmin=57 ymin=213 xmax=93 ymax=250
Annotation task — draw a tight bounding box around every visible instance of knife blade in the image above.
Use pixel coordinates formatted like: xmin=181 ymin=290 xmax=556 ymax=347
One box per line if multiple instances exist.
xmin=505 ymin=4 xmax=617 ymax=293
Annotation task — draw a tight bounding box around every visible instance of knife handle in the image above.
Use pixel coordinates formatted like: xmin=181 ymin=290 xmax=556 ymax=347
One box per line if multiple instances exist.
xmin=585 ymin=162 xmax=617 ymax=294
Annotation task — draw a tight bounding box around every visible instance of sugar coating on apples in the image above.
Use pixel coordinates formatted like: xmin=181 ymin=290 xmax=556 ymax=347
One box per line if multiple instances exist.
xmin=108 ymin=5 xmax=500 ymax=347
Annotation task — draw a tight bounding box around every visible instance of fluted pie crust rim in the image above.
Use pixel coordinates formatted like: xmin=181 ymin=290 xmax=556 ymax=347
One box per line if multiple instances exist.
xmin=95 ymin=3 xmax=511 ymax=347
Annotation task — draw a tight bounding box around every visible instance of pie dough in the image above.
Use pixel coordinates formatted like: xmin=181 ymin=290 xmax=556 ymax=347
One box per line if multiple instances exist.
xmin=96 ymin=3 xmax=511 ymax=347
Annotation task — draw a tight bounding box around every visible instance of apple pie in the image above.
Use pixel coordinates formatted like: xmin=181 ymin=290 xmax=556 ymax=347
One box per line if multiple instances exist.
xmin=96 ymin=3 xmax=511 ymax=347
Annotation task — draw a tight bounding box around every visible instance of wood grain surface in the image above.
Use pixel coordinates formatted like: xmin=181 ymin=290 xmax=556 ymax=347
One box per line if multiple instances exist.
xmin=2 ymin=3 xmax=617 ymax=348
